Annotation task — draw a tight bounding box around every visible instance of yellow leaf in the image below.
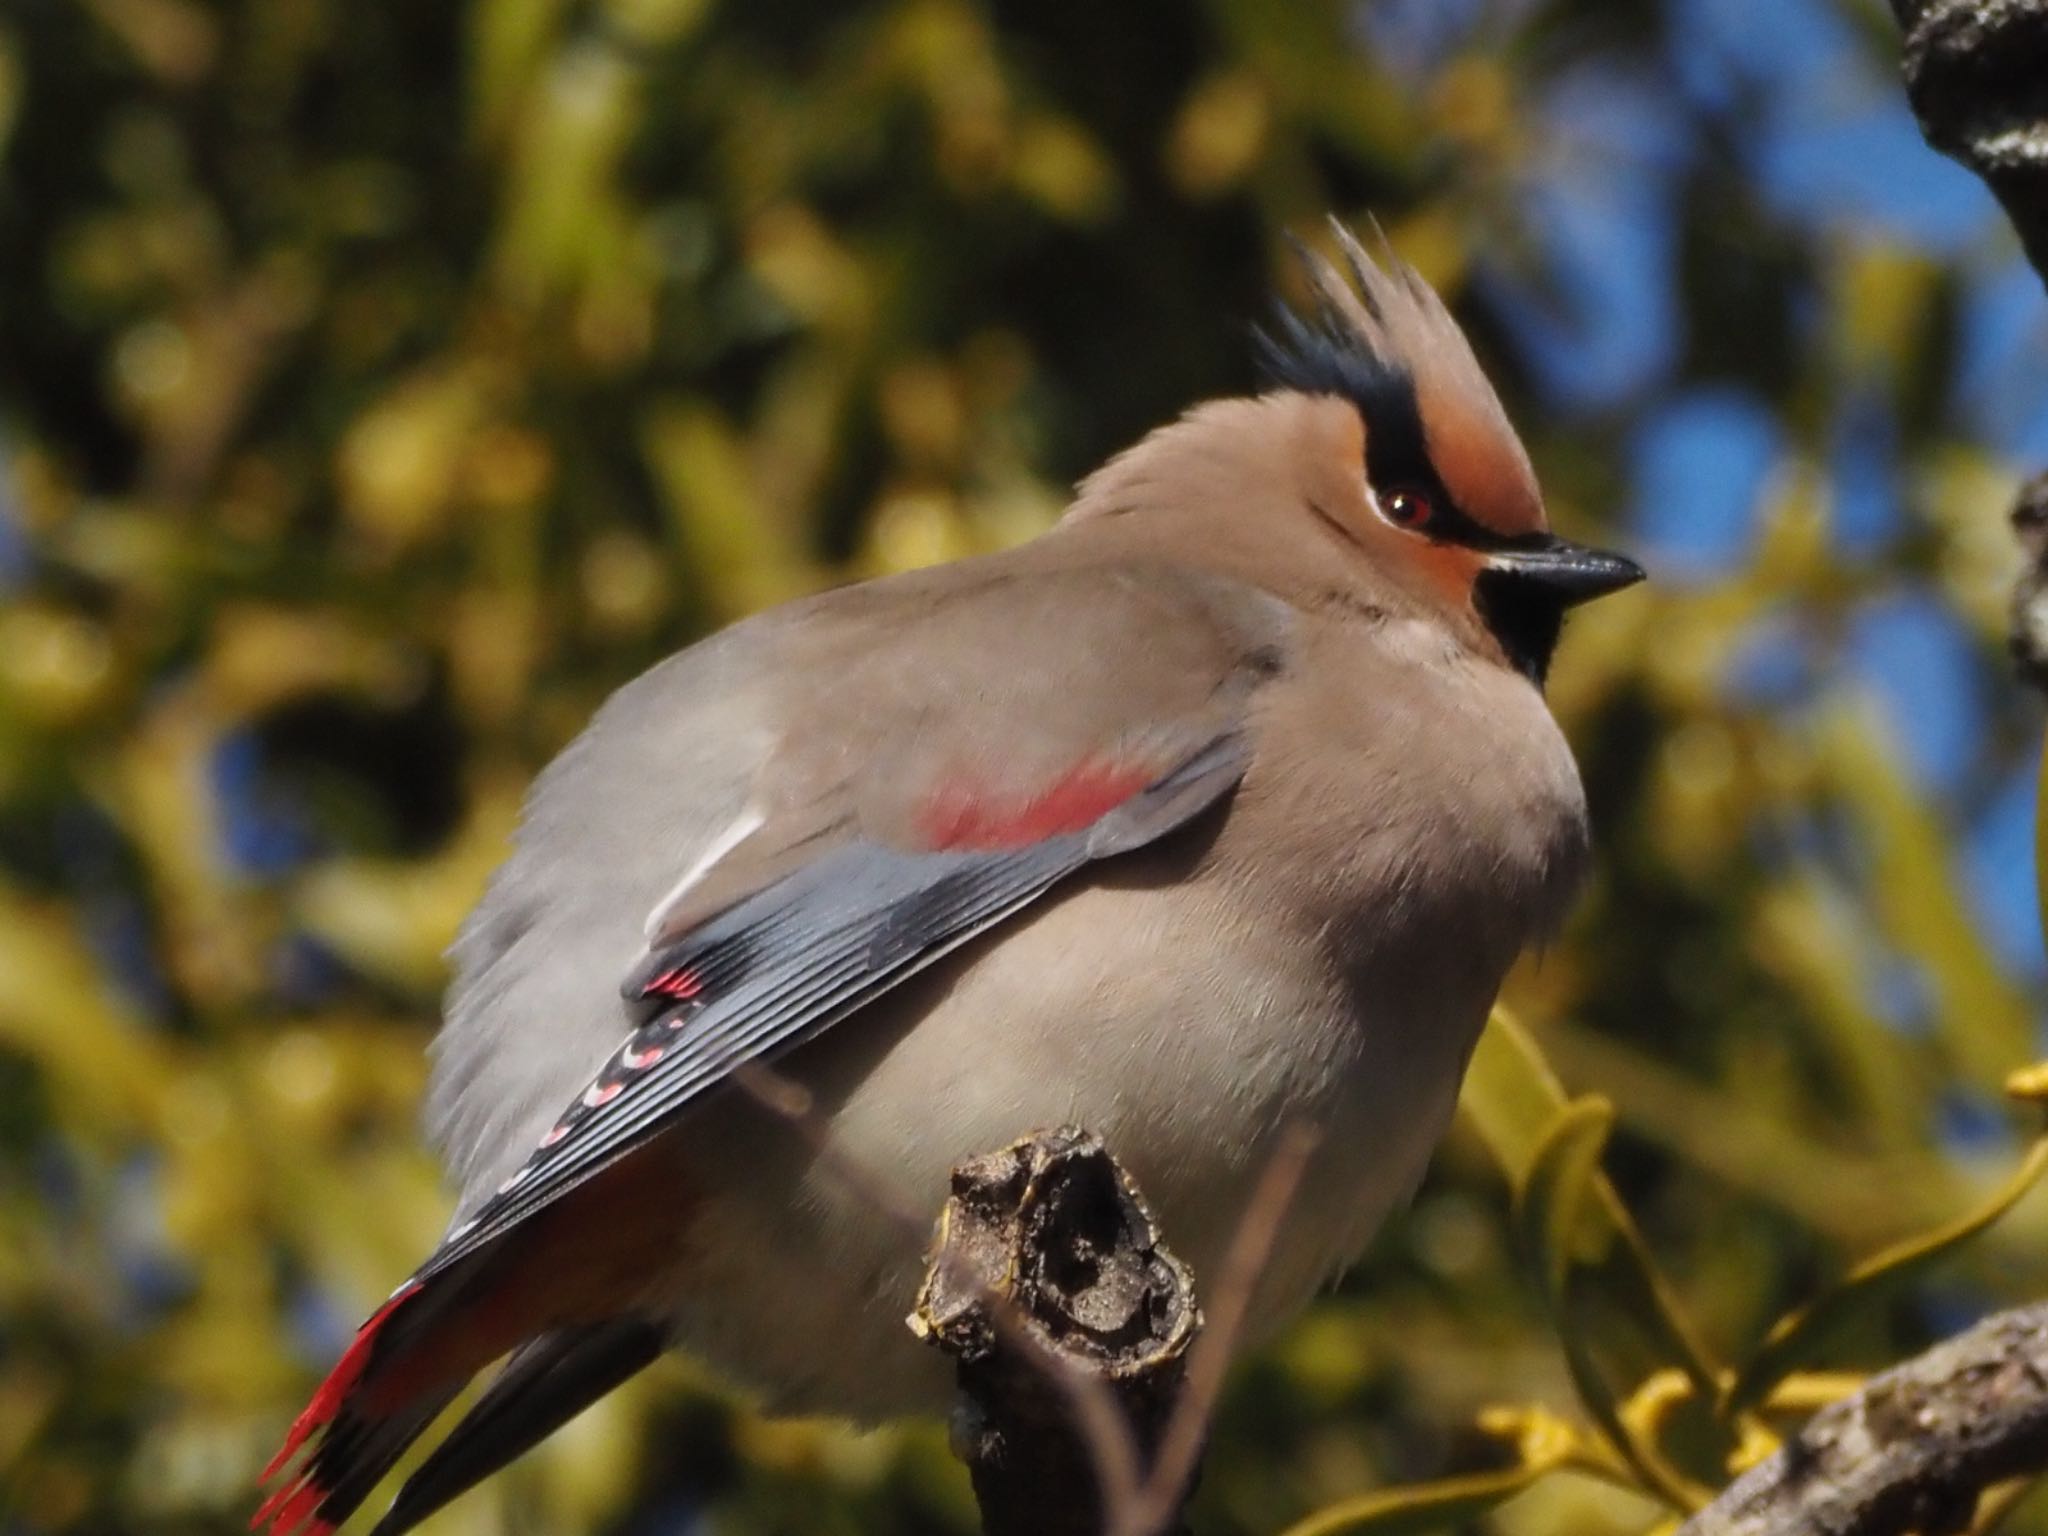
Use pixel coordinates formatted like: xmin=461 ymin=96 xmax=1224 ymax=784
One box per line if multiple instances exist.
xmin=335 ymin=368 xmax=488 ymax=552
xmin=1167 ymin=72 xmax=1269 ymax=198
xmin=2007 ymin=1061 xmax=2048 ymax=1104
xmin=1721 ymin=1133 xmax=2048 ymax=1418
xmin=1276 ymin=1457 xmax=1564 ymax=1536
xmin=641 ymin=401 xmax=814 ymax=619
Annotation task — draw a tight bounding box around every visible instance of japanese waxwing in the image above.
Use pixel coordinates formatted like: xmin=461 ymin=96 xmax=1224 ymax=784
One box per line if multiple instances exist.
xmin=256 ymin=220 xmax=1642 ymax=1536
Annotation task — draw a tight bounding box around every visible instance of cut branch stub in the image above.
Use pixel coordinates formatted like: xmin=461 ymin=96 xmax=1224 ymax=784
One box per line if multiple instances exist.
xmin=911 ymin=1127 xmax=1202 ymax=1536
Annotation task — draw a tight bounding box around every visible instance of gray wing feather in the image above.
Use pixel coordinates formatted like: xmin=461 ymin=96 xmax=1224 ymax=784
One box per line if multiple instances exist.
xmin=419 ymin=733 xmax=1249 ymax=1278
xmin=431 ymin=623 xmax=776 ymax=1215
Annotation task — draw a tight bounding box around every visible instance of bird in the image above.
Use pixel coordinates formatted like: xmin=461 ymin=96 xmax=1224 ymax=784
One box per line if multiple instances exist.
xmin=254 ymin=221 xmax=1643 ymax=1536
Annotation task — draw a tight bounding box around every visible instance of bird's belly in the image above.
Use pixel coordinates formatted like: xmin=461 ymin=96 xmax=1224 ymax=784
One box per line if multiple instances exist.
xmin=656 ymin=870 xmax=1501 ymax=1420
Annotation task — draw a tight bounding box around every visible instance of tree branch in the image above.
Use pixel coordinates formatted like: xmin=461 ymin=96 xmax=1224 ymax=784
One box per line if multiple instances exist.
xmin=1889 ymin=0 xmax=2048 ymax=285
xmin=2006 ymin=471 xmax=2048 ymax=690
xmin=1676 ymin=1300 xmax=2048 ymax=1536
xmin=910 ymin=1128 xmax=1203 ymax=1536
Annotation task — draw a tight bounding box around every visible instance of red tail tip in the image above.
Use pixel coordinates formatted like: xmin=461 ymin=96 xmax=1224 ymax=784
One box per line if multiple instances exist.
xmin=251 ymin=1481 xmax=294 ymax=1528
xmin=253 ymin=1478 xmax=328 ymax=1536
xmin=258 ymin=1281 xmax=422 ymax=1490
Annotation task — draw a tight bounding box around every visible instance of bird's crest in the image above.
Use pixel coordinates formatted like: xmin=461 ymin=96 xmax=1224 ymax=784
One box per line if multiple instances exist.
xmin=1258 ymin=218 xmax=1542 ymax=539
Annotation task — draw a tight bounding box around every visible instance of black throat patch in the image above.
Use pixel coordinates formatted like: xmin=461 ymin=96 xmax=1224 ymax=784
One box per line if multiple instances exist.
xmin=1471 ymin=567 xmax=1564 ymax=685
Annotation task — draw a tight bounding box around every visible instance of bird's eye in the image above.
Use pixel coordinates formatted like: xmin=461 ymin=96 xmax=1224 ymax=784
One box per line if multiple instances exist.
xmin=1380 ymin=486 xmax=1436 ymax=530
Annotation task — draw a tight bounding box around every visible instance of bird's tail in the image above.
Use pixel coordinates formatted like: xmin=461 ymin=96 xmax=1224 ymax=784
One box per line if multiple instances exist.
xmin=367 ymin=1322 xmax=665 ymax=1536
xmin=252 ymin=1277 xmax=464 ymax=1536
xmin=255 ymin=1150 xmax=684 ymax=1535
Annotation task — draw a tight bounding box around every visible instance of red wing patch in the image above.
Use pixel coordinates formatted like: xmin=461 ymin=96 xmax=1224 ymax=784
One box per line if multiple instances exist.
xmin=918 ymin=762 xmax=1155 ymax=851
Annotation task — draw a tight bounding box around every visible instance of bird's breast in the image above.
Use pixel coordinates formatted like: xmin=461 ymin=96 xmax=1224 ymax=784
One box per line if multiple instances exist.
xmin=1223 ymin=637 xmax=1592 ymax=991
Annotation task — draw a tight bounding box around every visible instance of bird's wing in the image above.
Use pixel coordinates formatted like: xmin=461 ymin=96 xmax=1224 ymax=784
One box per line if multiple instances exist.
xmin=425 ymin=554 xmax=1289 ymax=1217
xmin=424 ymin=723 xmax=1251 ymax=1278
xmin=258 ymin=555 xmax=1291 ymax=1536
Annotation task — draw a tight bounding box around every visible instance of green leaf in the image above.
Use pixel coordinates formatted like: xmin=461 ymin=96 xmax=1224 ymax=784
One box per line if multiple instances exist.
xmin=1514 ymin=1096 xmax=1617 ymax=1298
xmin=1464 ymin=1012 xmax=1724 ymax=1401
xmin=1510 ymin=1094 xmax=1713 ymax=1511
xmin=1513 ymin=1099 xmax=1648 ymax=1479
xmin=1275 ymin=1458 xmax=1563 ymax=1536
xmin=1460 ymin=1006 xmax=1578 ymax=1175
xmin=1721 ymin=1133 xmax=2048 ymax=1418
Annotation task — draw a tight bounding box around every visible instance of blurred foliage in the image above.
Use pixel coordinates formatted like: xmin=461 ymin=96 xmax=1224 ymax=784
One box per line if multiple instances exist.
xmin=3 ymin=0 xmax=2047 ymax=1533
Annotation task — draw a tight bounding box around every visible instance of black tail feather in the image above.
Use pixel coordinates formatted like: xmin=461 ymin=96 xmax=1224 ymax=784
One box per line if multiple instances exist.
xmin=312 ymin=1386 xmax=465 ymax=1532
xmin=366 ymin=1320 xmax=666 ymax=1536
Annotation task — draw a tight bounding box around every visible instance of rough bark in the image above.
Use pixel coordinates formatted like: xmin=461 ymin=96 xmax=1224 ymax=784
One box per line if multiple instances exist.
xmin=2007 ymin=471 xmax=2048 ymax=690
xmin=910 ymin=1128 xmax=1202 ymax=1536
xmin=1890 ymin=0 xmax=2048 ymax=284
xmin=1676 ymin=1301 xmax=2048 ymax=1536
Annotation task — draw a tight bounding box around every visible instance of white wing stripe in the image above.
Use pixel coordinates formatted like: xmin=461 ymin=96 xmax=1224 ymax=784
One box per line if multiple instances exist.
xmin=641 ymin=806 xmax=765 ymax=936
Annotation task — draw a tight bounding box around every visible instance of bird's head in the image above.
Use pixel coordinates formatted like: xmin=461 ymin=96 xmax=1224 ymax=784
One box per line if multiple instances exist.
xmin=1258 ymin=221 xmax=1642 ymax=683
xmin=1070 ymin=220 xmax=1643 ymax=686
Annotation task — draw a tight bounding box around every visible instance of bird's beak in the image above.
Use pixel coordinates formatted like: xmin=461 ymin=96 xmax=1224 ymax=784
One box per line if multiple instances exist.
xmin=1484 ymin=536 xmax=1645 ymax=607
